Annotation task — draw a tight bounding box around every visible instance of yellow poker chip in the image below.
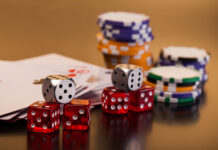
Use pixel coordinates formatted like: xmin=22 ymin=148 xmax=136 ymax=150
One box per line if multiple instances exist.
xmin=97 ymin=43 xmax=150 ymax=56
xmin=144 ymin=80 xmax=197 ymax=92
xmin=97 ymin=33 xmax=151 ymax=55
xmin=103 ymin=53 xmax=153 ymax=71
xmin=96 ymin=32 xmax=149 ymax=47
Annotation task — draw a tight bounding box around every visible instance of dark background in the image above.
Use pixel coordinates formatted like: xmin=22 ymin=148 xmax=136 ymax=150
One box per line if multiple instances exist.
xmin=0 ymin=0 xmax=218 ymax=150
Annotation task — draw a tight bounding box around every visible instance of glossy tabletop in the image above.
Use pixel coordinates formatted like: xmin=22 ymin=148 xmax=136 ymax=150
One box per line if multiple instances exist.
xmin=0 ymin=0 xmax=218 ymax=150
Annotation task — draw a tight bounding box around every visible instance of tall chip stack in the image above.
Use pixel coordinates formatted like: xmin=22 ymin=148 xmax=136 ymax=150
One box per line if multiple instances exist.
xmin=156 ymin=46 xmax=210 ymax=82
xmin=96 ymin=11 xmax=154 ymax=72
xmin=144 ymin=66 xmax=202 ymax=104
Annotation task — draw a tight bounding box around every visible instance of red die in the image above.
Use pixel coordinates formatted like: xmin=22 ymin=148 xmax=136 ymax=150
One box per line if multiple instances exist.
xmin=27 ymin=101 xmax=60 ymax=133
xmin=63 ymin=99 xmax=90 ymax=130
xmin=101 ymin=86 xmax=129 ymax=114
xmin=128 ymin=85 xmax=154 ymax=112
xmin=63 ymin=130 xmax=89 ymax=150
xmin=27 ymin=132 xmax=59 ymax=150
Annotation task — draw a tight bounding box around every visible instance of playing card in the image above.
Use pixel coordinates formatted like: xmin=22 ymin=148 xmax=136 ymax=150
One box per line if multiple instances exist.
xmin=0 ymin=53 xmax=112 ymax=119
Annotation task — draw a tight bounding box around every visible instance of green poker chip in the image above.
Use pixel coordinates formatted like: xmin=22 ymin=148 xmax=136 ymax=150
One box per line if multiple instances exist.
xmin=146 ymin=66 xmax=201 ymax=84
xmin=154 ymin=95 xmax=196 ymax=104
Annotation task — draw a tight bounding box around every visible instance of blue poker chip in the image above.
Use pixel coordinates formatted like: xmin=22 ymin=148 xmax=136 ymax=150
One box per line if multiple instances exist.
xmin=156 ymin=58 xmax=208 ymax=82
xmin=99 ymin=20 xmax=150 ymax=31
xmin=155 ymin=89 xmax=202 ymax=99
xmin=101 ymin=26 xmax=152 ymax=35
xmin=102 ymin=31 xmax=154 ymax=42
xmin=157 ymin=57 xmax=207 ymax=70
xmin=105 ymin=35 xmax=154 ymax=42
xmin=97 ymin=11 xmax=150 ymax=27
xmin=98 ymin=19 xmax=149 ymax=27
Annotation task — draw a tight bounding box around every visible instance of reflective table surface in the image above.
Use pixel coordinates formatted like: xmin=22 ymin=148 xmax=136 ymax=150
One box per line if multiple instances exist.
xmin=0 ymin=0 xmax=218 ymax=150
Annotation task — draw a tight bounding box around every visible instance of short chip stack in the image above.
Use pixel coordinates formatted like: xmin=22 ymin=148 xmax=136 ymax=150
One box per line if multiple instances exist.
xmin=144 ymin=66 xmax=202 ymax=104
xmin=96 ymin=11 xmax=154 ymax=72
xmin=156 ymin=46 xmax=210 ymax=82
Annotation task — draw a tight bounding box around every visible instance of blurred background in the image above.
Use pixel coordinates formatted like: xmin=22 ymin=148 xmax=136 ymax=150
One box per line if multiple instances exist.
xmin=0 ymin=0 xmax=218 ymax=150
xmin=0 ymin=0 xmax=217 ymax=66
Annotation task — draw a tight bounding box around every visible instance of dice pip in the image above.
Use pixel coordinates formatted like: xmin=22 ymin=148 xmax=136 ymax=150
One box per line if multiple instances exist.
xmin=42 ymin=75 xmax=76 ymax=104
xmin=27 ymin=101 xmax=60 ymax=133
xmin=101 ymin=86 xmax=129 ymax=114
xmin=128 ymin=85 xmax=154 ymax=112
xmin=63 ymin=99 xmax=90 ymax=130
xmin=111 ymin=64 xmax=143 ymax=92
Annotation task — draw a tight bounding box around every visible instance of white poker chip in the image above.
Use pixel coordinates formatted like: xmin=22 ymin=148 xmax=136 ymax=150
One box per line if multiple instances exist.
xmin=98 ymin=11 xmax=149 ymax=27
xmin=146 ymin=66 xmax=202 ymax=83
xmin=162 ymin=46 xmax=210 ymax=63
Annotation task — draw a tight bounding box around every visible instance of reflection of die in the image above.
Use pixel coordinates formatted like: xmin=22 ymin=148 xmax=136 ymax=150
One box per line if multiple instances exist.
xmin=128 ymin=85 xmax=154 ymax=112
xmin=42 ymin=75 xmax=76 ymax=104
xmin=63 ymin=130 xmax=89 ymax=150
xmin=27 ymin=101 xmax=60 ymax=133
xmin=128 ymin=111 xmax=153 ymax=135
xmin=111 ymin=64 xmax=143 ymax=92
xmin=63 ymin=99 xmax=90 ymax=130
xmin=101 ymin=87 xmax=129 ymax=114
xmin=27 ymin=131 xmax=59 ymax=150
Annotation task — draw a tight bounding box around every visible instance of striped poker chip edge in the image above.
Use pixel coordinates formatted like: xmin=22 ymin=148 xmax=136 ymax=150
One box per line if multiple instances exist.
xmin=161 ymin=46 xmax=210 ymax=63
xmin=97 ymin=11 xmax=150 ymax=27
xmin=144 ymin=80 xmax=198 ymax=92
xmin=146 ymin=75 xmax=199 ymax=87
xmin=146 ymin=66 xmax=201 ymax=84
xmin=154 ymin=88 xmax=202 ymax=99
xmin=154 ymin=95 xmax=196 ymax=103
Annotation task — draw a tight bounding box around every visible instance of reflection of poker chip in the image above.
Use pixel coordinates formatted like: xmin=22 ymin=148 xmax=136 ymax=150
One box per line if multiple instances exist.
xmin=146 ymin=66 xmax=201 ymax=84
xmin=161 ymin=46 xmax=210 ymax=63
xmin=153 ymin=101 xmax=200 ymax=123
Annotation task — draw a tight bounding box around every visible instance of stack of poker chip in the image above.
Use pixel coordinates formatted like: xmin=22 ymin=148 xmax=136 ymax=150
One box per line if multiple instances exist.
xmin=156 ymin=46 xmax=210 ymax=82
xmin=144 ymin=66 xmax=202 ymax=104
xmin=96 ymin=11 xmax=154 ymax=72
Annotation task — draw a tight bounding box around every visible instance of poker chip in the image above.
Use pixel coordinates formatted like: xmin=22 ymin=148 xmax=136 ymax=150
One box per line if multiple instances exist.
xmin=97 ymin=43 xmax=150 ymax=56
xmin=146 ymin=66 xmax=201 ymax=84
xmin=96 ymin=32 xmax=147 ymax=47
xmin=146 ymin=76 xmax=199 ymax=87
xmin=103 ymin=53 xmax=153 ymax=71
xmin=150 ymin=45 xmax=210 ymax=104
xmin=157 ymin=46 xmax=210 ymax=82
xmin=102 ymin=27 xmax=154 ymax=42
xmin=154 ymin=89 xmax=201 ymax=99
xmin=97 ymin=11 xmax=154 ymax=70
xmin=145 ymin=65 xmax=205 ymax=104
xmin=154 ymin=95 xmax=196 ymax=104
xmin=101 ymin=26 xmax=152 ymax=34
xmin=144 ymin=80 xmax=198 ymax=92
xmin=97 ymin=11 xmax=149 ymax=27
xmin=161 ymin=46 xmax=210 ymax=63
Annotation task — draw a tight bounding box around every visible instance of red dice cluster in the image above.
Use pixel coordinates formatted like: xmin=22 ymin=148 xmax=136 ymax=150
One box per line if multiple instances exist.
xmin=27 ymin=75 xmax=91 ymax=134
xmin=102 ymin=64 xmax=154 ymax=114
